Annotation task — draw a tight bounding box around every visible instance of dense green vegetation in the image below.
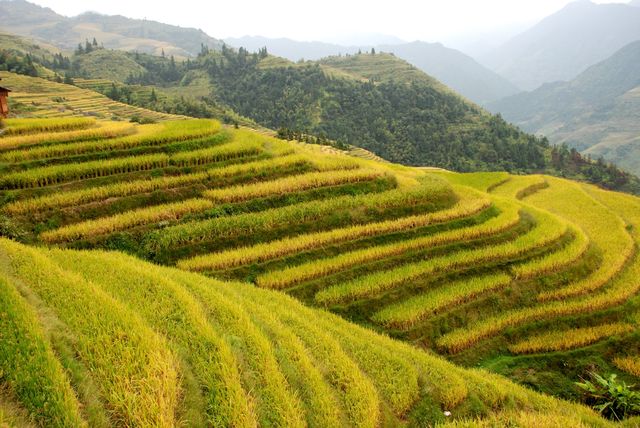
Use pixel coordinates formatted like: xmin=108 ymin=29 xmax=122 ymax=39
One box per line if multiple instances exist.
xmin=206 ymin=48 xmax=640 ymax=193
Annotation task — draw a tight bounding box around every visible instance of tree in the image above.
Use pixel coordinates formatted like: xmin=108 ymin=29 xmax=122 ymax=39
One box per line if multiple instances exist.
xmin=92 ymin=37 xmax=98 ymax=47
xmin=76 ymin=43 xmax=84 ymax=55
xmin=149 ymin=88 xmax=157 ymax=103
xmin=371 ymin=48 xmax=376 ymax=55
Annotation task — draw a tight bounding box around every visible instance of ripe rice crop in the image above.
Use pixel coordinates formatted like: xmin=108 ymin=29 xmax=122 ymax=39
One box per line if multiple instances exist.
xmin=613 ymin=357 xmax=640 ymax=377
xmin=0 ymin=239 xmax=180 ymax=426
xmin=511 ymin=225 xmax=589 ymax=279
xmin=0 ymin=122 xmax=135 ymax=151
xmin=0 ymin=119 xmax=221 ymax=162
xmin=437 ymin=171 xmax=510 ymax=192
xmin=0 ymin=275 xmax=85 ymax=426
xmin=48 ymin=249 xmax=256 ymax=427
xmin=168 ymin=139 xmax=263 ymax=167
xmin=0 ymin=153 xmax=170 ymax=189
xmin=152 ymin=183 xmax=452 ymax=252
xmin=527 ymin=179 xmax=635 ymax=301
xmin=315 ymin=207 xmax=565 ymax=306
xmin=40 ymin=198 xmax=214 ymax=243
xmin=490 ymin=175 xmax=547 ymax=199
xmin=203 ymin=169 xmax=386 ymax=203
xmin=256 ymin=199 xmax=519 ymax=289
xmin=436 ymin=249 xmax=640 ymax=353
xmin=508 ymin=323 xmax=633 ymax=354
xmin=3 ymin=154 xmax=311 ymax=215
xmin=0 ymin=230 xmax=612 ymax=426
xmin=372 ymin=273 xmax=513 ymax=329
xmin=3 ymin=117 xmax=96 ymax=136
xmin=177 ymin=187 xmax=484 ymax=272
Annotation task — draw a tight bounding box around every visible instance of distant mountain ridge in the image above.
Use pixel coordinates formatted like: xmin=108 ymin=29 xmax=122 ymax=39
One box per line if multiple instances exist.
xmin=225 ymin=36 xmax=519 ymax=104
xmin=0 ymin=0 xmax=223 ymax=57
xmin=481 ymin=0 xmax=640 ymax=90
xmin=489 ymin=40 xmax=640 ymax=175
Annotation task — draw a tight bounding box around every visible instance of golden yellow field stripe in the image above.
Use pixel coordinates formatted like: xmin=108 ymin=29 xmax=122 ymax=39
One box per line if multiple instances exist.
xmin=3 ymin=154 xmax=310 ymax=215
xmin=203 ymin=169 xmax=386 ymax=203
xmin=2 ymin=117 xmax=96 ymax=136
xmin=527 ymin=179 xmax=635 ymax=301
xmin=0 ymin=122 xmax=135 ymax=151
xmin=508 ymin=323 xmax=633 ymax=354
xmin=0 ymin=274 xmax=86 ymax=426
xmin=154 ymin=183 xmax=452 ymax=252
xmin=0 ymin=119 xmax=221 ymax=162
xmin=0 ymin=239 xmax=179 ymax=426
xmin=489 ymin=175 xmax=548 ymax=199
xmin=208 ymin=283 xmax=345 ymax=426
xmin=436 ymin=253 xmax=640 ymax=354
xmin=0 ymin=153 xmax=170 ymax=189
xmin=46 ymin=249 xmax=258 ymax=427
xmin=314 ymin=207 xmax=565 ymax=306
xmin=511 ymin=225 xmax=589 ymax=279
xmin=613 ymin=357 xmax=640 ymax=377
xmin=256 ymin=198 xmax=517 ymax=290
xmin=40 ymin=198 xmax=214 ymax=243
xmin=177 ymin=189 xmax=488 ymax=272
xmin=372 ymin=273 xmax=513 ymax=330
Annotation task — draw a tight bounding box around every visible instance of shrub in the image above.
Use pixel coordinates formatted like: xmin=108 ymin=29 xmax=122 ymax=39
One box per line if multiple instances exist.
xmin=576 ymin=373 xmax=640 ymax=421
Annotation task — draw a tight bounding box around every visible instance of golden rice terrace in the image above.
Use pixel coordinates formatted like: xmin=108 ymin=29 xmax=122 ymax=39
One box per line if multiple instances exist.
xmin=0 ymin=115 xmax=639 ymax=427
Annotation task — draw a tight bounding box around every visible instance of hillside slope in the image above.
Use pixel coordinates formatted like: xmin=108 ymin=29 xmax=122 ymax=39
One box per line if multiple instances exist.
xmin=0 ymin=71 xmax=185 ymax=121
xmin=0 ymin=237 xmax=613 ymax=427
xmin=0 ymin=0 xmax=222 ymax=57
xmin=206 ymin=48 xmax=639 ymax=193
xmin=489 ymin=40 xmax=640 ymax=175
xmin=226 ymin=36 xmax=519 ymax=104
xmin=481 ymin=0 xmax=640 ymax=90
xmin=2 ymin=117 xmax=640 ymax=422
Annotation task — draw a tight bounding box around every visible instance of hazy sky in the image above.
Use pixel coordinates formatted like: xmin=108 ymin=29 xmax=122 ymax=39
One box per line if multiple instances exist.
xmin=28 ymin=0 xmax=631 ymax=44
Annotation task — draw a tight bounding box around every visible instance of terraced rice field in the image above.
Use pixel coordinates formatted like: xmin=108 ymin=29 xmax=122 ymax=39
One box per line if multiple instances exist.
xmin=2 ymin=116 xmax=640 ymax=424
xmin=0 ymin=71 xmax=183 ymax=121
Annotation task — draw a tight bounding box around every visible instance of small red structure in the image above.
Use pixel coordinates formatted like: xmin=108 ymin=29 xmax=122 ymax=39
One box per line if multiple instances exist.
xmin=0 ymin=78 xmax=11 ymax=118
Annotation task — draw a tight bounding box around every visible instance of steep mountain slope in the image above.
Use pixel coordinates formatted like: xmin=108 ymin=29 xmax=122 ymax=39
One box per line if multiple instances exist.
xmin=227 ymin=36 xmax=519 ymax=104
xmin=0 ymin=0 xmax=222 ymax=57
xmin=378 ymin=41 xmax=520 ymax=104
xmin=0 ymin=238 xmax=612 ymax=427
xmin=0 ymin=71 xmax=185 ymax=121
xmin=206 ymin=48 xmax=639 ymax=193
xmin=481 ymin=0 xmax=640 ymax=90
xmin=489 ymin=40 xmax=640 ymax=175
xmin=1 ymin=117 xmax=640 ymax=425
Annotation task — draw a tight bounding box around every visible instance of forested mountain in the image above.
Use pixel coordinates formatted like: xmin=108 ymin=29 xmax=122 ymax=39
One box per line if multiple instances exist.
xmin=489 ymin=40 xmax=640 ymax=175
xmin=203 ymin=48 xmax=638 ymax=193
xmin=227 ymin=36 xmax=519 ymax=104
xmin=0 ymin=0 xmax=222 ymax=57
xmin=481 ymin=0 xmax=640 ymax=90
xmin=2 ymin=29 xmax=638 ymax=193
